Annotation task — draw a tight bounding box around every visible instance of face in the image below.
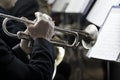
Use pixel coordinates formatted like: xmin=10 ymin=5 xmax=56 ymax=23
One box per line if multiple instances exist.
xmin=7 ymin=0 xmax=17 ymax=9
xmin=10 ymin=0 xmax=17 ymax=8
xmin=0 ymin=0 xmax=17 ymax=9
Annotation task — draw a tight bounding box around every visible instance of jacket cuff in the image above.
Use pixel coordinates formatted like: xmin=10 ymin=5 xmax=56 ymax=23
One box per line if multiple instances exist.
xmin=12 ymin=44 xmax=29 ymax=63
xmin=33 ymin=38 xmax=56 ymax=59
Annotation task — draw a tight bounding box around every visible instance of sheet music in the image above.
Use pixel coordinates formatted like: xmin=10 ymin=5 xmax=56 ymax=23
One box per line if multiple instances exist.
xmin=51 ymin=0 xmax=70 ymax=12
xmin=86 ymin=0 xmax=120 ymax=27
xmin=47 ymin=0 xmax=55 ymax=4
xmin=65 ymin=0 xmax=93 ymax=14
xmin=87 ymin=6 xmax=120 ymax=62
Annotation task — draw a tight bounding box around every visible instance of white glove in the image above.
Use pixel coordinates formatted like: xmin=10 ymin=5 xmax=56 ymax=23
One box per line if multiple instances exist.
xmin=26 ymin=12 xmax=55 ymax=41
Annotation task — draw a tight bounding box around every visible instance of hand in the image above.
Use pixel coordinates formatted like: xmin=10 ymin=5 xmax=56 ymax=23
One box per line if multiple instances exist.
xmin=20 ymin=29 xmax=32 ymax=54
xmin=24 ymin=12 xmax=55 ymax=41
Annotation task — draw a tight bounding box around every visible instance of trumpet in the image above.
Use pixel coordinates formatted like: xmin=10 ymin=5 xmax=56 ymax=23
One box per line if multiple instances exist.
xmin=0 ymin=13 xmax=98 ymax=49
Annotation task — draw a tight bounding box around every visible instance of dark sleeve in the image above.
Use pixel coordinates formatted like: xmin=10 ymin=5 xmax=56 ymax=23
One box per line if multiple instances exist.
xmin=12 ymin=44 xmax=29 ymax=63
xmin=0 ymin=38 xmax=56 ymax=80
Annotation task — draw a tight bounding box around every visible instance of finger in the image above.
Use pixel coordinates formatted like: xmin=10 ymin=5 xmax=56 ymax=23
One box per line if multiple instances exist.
xmin=42 ymin=14 xmax=55 ymax=28
xmin=20 ymin=17 xmax=30 ymax=27
xmin=43 ymin=13 xmax=52 ymax=21
xmin=35 ymin=12 xmax=42 ymax=21
xmin=24 ymin=29 xmax=29 ymax=35
xmin=34 ymin=12 xmax=43 ymax=26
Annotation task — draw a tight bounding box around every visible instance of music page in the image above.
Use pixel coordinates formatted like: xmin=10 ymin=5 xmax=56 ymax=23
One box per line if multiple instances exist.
xmin=86 ymin=0 xmax=119 ymax=27
xmin=65 ymin=0 xmax=90 ymax=13
xmin=87 ymin=6 xmax=120 ymax=62
xmin=52 ymin=0 xmax=69 ymax=12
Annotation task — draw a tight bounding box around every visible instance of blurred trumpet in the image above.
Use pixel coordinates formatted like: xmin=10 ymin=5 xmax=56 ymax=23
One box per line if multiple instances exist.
xmin=0 ymin=13 xmax=98 ymax=49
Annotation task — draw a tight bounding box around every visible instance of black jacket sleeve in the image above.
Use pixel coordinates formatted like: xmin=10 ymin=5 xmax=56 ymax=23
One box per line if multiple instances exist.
xmin=12 ymin=44 xmax=29 ymax=63
xmin=0 ymin=38 xmax=56 ymax=80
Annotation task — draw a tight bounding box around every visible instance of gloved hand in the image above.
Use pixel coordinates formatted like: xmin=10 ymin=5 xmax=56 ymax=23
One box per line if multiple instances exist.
xmin=19 ymin=12 xmax=55 ymax=54
xmin=25 ymin=12 xmax=55 ymax=41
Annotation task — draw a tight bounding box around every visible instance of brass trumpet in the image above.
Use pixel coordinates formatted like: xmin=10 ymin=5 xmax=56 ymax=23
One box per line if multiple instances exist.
xmin=0 ymin=13 xmax=98 ymax=49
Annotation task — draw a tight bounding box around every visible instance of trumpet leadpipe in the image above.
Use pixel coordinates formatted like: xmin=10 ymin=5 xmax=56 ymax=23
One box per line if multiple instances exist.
xmin=0 ymin=13 xmax=73 ymax=32
xmin=0 ymin=13 xmax=34 ymax=24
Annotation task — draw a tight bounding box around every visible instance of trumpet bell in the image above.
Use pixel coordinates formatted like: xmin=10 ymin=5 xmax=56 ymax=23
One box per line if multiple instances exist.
xmin=82 ymin=24 xmax=98 ymax=49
